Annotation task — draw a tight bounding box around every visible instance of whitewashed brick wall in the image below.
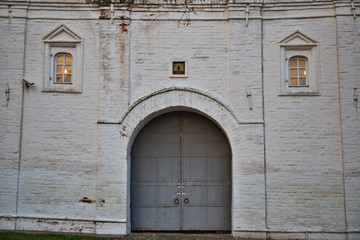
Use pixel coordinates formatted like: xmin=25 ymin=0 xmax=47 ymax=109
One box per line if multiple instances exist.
xmin=0 ymin=11 xmax=26 ymax=228
xmin=336 ymin=4 xmax=360 ymax=240
xmin=0 ymin=1 xmax=359 ymax=239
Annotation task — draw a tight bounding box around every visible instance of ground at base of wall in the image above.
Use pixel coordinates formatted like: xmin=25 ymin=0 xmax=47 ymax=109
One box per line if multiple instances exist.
xmin=117 ymin=233 xmax=242 ymax=240
xmin=0 ymin=232 xmax=261 ymax=240
xmin=0 ymin=231 xmax=106 ymax=240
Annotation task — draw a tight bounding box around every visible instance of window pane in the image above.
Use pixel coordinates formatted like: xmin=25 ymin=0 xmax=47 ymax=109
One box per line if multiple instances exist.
xmin=64 ymin=66 xmax=72 ymax=74
xmin=65 ymin=56 xmax=72 ymax=64
xmin=290 ymin=59 xmax=297 ymax=67
xmin=64 ymin=74 xmax=71 ymax=83
xmin=290 ymin=69 xmax=297 ymax=77
xmin=299 ymin=59 xmax=306 ymax=67
xmin=57 ymin=65 xmax=64 ymax=73
xmin=290 ymin=78 xmax=298 ymax=86
xmin=57 ymin=55 xmax=64 ymax=64
xmin=299 ymin=68 xmax=306 ymax=76
xmin=299 ymin=78 xmax=307 ymax=86
xmin=56 ymin=74 xmax=63 ymax=83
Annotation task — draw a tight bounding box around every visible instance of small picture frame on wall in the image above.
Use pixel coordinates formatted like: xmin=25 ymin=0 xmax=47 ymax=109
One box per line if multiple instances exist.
xmin=170 ymin=60 xmax=188 ymax=78
xmin=173 ymin=61 xmax=185 ymax=75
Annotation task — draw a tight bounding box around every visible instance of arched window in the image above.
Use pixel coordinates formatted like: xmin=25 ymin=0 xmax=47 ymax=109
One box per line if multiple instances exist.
xmin=289 ymin=56 xmax=308 ymax=87
xmin=55 ymin=53 xmax=72 ymax=83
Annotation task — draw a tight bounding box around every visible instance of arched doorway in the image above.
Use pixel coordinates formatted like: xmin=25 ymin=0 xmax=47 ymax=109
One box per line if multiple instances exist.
xmin=131 ymin=111 xmax=231 ymax=231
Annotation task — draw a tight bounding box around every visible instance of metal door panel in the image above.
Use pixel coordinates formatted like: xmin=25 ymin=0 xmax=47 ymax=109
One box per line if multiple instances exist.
xmin=132 ymin=183 xmax=157 ymax=205
xmin=208 ymin=185 xmax=231 ymax=205
xmin=157 ymin=113 xmax=179 ymax=132
xmin=131 ymin=112 xmax=181 ymax=231
xmin=132 ymin=157 xmax=157 ymax=181
xmin=207 ymin=142 xmax=231 ymax=157
xmin=157 ymin=142 xmax=179 ymax=158
xmin=208 ymin=206 xmax=231 ymax=230
xmin=181 ymin=133 xmax=206 ymax=142
xmin=132 ymin=207 xmax=157 ymax=229
xmin=140 ymin=117 xmax=157 ymax=133
xmin=206 ymin=132 xmax=227 ymax=142
xmin=158 ymin=184 xmax=179 ymax=205
xmin=208 ymin=157 xmax=231 ymax=181
xmin=182 ymin=157 xmax=206 ymax=182
xmin=183 ymin=206 xmax=207 ymax=230
xmin=158 ymin=133 xmax=179 ymax=142
xmin=157 ymin=157 xmax=179 ymax=181
xmin=181 ymin=141 xmax=206 ymax=157
xmin=131 ymin=111 xmax=231 ymax=231
xmin=157 ymin=206 xmax=181 ymax=230
xmin=180 ymin=112 xmax=231 ymax=230
xmin=181 ymin=114 xmax=206 ymax=133
xmin=157 ymin=183 xmax=180 ymax=229
xmin=132 ymin=134 xmax=157 ymax=158
xmin=183 ymin=184 xmax=207 ymax=205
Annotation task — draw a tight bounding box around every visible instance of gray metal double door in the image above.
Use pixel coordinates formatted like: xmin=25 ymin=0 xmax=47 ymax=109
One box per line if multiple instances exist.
xmin=131 ymin=111 xmax=231 ymax=231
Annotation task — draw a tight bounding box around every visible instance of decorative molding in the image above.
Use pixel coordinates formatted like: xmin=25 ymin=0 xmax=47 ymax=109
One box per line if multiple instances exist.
xmin=43 ymin=24 xmax=82 ymax=44
xmin=279 ymin=30 xmax=317 ymax=45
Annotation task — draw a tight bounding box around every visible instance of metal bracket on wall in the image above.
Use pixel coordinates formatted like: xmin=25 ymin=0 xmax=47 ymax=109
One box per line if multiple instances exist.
xmin=245 ymin=4 xmax=250 ymax=27
xmin=351 ymin=0 xmax=356 ymax=19
xmin=110 ymin=2 xmax=114 ymax=24
xmin=5 ymin=84 xmax=10 ymax=101
xmin=246 ymin=86 xmax=253 ymax=110
xmin=354 ymin=88 xmax=358 ymax=108
xmin=8 ymin=5 xmax=12 ymax=23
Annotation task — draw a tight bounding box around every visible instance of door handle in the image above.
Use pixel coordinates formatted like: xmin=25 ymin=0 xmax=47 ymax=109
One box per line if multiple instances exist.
xmin=184 ymin=198 xmax=189 ymax=204
xmin=174 ymin=198 xmax=180 ymax=205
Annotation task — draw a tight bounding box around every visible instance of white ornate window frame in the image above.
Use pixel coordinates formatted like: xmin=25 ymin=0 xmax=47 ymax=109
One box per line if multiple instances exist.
xmin=43 ymin=24 xmax=83 ymax=93
xmin=279 ymin=31 xmax=320 ymax=96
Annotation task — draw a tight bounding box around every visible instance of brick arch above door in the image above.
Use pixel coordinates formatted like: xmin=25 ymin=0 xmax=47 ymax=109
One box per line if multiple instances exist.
xmin=95 ymin=87 xmax=266 ymax=235
xmin=120 ymin=86 xmax=240 ymax=149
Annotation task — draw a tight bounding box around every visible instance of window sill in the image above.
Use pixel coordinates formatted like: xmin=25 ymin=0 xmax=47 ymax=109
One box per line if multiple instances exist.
xmin=42 ymin=89 xmax=82 ymax=94
xmin=278 ymin=92 xmax=321 ymax=96
xmin=288 ymin=85 xmax=309 ymax=88
xmin=53 ymin=82 xmax=73 ymax=85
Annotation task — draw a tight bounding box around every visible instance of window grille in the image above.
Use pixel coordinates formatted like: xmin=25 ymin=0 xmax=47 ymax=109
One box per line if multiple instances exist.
xmin=55 ymin=53 xmax=72 ymax=84
xmin=289 ymin=57 xmax=308 ymax=87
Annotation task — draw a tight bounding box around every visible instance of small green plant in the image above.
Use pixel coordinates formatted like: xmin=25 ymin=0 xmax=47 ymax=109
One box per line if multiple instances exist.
xmin=0 ymin=232 xmax=107 ymax=240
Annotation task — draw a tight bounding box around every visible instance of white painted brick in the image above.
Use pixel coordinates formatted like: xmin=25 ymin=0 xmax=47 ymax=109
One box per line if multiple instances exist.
xmin=0 ymin=1 xmax=359 ymax=239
